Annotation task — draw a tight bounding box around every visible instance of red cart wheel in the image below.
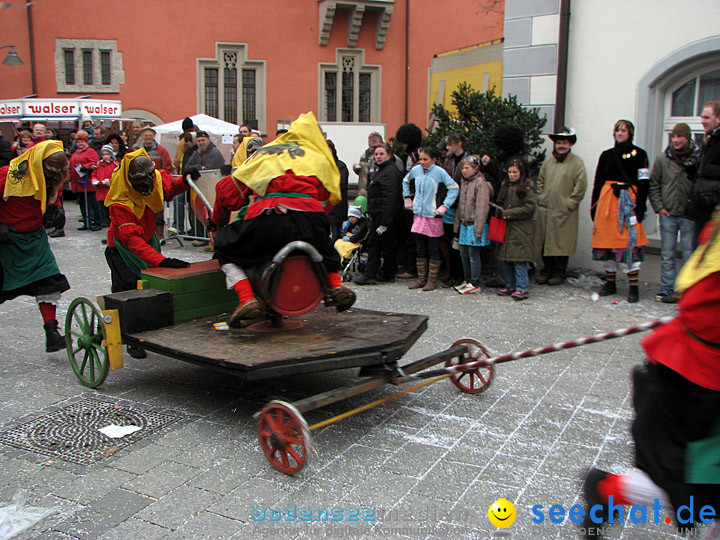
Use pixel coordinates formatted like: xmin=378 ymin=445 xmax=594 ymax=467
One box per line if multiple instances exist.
xmin=445 ymin=338 xmax=494 ymax=394
xmin=257 ymin=400 xmax=311 ymax=475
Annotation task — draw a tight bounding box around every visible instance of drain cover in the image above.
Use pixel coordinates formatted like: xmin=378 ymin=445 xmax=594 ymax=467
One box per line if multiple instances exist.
xmin=0 ymin=398 xmax=185 ymax=465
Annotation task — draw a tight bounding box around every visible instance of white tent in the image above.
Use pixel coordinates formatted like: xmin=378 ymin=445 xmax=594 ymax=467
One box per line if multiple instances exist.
xmin=152 ymin=114 xmax=239 ymax=135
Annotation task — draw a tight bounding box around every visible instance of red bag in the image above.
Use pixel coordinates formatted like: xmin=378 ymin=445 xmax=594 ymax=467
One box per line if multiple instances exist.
xmin=487 ymin=216 xmax=507 ymax=243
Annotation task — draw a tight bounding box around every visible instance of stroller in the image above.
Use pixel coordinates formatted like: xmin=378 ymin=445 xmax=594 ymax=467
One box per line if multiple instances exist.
xmin=334 ymin=205 xmax=369 ymax=283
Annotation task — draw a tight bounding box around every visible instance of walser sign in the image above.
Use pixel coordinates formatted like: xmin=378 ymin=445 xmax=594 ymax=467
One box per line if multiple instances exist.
xmin=0 ymin=98 xmax=122 ymax=120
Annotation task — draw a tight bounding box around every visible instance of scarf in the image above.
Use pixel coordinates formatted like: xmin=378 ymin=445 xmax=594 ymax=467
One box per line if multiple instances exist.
xmin=617 ymin=188 xmax=637 ymax=263
xmin=104 ymin=148 xmax=164 ymax=219
xmin=665 ymin=140 xmax=696 ymax=163
xmin=4 ymin=140 xmax=64 ymax=213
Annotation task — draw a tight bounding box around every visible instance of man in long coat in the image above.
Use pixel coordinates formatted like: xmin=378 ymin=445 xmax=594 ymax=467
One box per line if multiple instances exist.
xmin=534 ymin=127 xmax=587 ymax=285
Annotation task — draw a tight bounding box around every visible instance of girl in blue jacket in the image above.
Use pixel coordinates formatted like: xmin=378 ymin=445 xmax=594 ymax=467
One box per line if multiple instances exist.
xmin=402 ymin=148 xmax=459 ymax=290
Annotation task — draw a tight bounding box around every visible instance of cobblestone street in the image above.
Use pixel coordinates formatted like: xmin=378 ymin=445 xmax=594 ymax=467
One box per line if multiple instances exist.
xmin=0 ymin=201 xmax=701 ymax=539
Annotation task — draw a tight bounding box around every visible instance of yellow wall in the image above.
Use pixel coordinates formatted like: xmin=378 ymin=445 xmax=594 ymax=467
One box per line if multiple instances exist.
xmin=428 ymin=41 xmax=503 ymax=113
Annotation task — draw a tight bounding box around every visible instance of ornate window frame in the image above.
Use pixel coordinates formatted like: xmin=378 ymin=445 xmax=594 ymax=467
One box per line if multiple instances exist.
xmin=319 ymin=48 xmax=381 ymax=123
xmin=197 ymin=43 xmax=266 ymax=133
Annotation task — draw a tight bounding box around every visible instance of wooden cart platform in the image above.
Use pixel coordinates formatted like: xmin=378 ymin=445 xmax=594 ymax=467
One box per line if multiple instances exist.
xmin=121 ymin=307 xmax=428 ymax=382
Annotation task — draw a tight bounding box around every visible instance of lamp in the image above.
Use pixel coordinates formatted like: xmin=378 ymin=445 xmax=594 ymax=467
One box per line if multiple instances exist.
xmin=1 ymin=45 xmax=24 ymax=67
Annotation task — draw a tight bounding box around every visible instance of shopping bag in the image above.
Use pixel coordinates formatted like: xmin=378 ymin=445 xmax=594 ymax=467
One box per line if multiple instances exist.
xmin=487 ymin=216 xmax=507 ymax=243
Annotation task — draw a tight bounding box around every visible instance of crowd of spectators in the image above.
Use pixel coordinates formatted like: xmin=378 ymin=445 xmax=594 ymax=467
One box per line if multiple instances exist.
xmin=344 ymin=101 xmax=720 ymax=303
xmin=3 ymin=100 xmax=719 ymax=304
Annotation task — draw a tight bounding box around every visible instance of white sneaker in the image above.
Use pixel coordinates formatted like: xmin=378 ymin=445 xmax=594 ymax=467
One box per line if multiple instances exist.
xmin=462 ymin=285 xmax=482 ymax=295
xmin=453 ymin=281 xmax=470 ymax=293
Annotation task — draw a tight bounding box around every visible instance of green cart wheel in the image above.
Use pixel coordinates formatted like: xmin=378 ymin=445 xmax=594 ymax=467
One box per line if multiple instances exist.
xmin=65 ymin=297 xmax=109 ymax=388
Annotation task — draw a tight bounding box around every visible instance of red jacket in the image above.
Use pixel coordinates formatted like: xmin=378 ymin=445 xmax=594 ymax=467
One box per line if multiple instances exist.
xmin=212 ymin=175 xmax=251 ymax=228
xmin=91 ymin=160 xmax=118 ymax=202
xmin=0 ymin=166 xmax=43 ymax=231
xmin=106 ymin=170 xmax=188 ymax=267
xmin=244 ymin=173 xmax=332 ymax=221
xmin=70 ymin=146 xmax=99 ymax=193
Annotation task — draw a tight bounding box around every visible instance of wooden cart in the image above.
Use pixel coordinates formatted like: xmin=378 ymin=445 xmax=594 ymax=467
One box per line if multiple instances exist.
xmin=64 ymin=256 xmax=494 ymax=474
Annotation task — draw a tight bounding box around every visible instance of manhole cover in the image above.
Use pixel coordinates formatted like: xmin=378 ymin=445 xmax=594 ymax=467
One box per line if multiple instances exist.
xmin=0 ymin=398 xmax=185 ymax=465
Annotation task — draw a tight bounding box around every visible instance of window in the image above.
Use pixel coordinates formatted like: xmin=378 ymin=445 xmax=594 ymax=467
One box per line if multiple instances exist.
xmin=224 ymin=63 xmax=237 ymax=124
xmin=100 ymin=51 xmax=111 ymax=85
xmin=325 ymin=72 xmax=337 ymax=121
xmin=198 ymin=43 xmax=266 ymax=132
xmin=63 ymin=50 xmax=75 ymax=85
xmin=242 ymin=69 xmax=256 ymax=124
xmin=205 ymin=68 xmax=219 ymax=118
xmin=665 ymin=65 xmax=720 ymax=144
xmin=82 ymin=50 xmax=93 ymax=85
xmin=55 ymin=39 xmax=124 ymax=93
xmin=320 ymin=49 xmax=380 ymax=123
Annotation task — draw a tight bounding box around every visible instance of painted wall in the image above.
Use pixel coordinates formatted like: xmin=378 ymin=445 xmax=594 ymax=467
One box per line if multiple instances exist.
xmin=0 ymin=0 xmax=504 ymax=143
xmin=428 ymin=40 xmax=504 ymax=114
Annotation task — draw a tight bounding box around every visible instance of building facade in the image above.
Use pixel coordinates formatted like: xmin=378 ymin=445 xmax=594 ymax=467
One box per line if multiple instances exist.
xmin=0 ymin=0 xmax=504 ymax=138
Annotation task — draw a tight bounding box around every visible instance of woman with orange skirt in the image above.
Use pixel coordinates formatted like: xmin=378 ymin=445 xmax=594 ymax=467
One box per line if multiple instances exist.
xmin=590 ymin=120 xmax=650 ymax=303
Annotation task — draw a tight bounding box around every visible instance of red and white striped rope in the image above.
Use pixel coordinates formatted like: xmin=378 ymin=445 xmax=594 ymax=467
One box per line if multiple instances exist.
xmin=404 ymin=316 xmax=676 ymax=383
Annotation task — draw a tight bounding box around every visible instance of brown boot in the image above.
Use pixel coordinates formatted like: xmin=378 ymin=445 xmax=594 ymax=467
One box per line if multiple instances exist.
xmin=325 ymin=286 xmax=357 ymax=312
xmin=422 ymin=259 xmax=442 ymax=291
xmin=228 ymin=298 xmax=263 ymax=328
xmin=408 ymin=258 xmax=428 ymax=289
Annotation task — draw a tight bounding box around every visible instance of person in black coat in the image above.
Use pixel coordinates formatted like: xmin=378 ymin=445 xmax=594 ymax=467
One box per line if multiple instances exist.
xmin=354 ymin=143 xmax=403 ymax=284
xmin=326 ymin=139 xmax=349 ymax=242
xmin=0 ymin=134 xmax=12 ymax=168
xmin=688 ymin=100 xmax=720 ymax=246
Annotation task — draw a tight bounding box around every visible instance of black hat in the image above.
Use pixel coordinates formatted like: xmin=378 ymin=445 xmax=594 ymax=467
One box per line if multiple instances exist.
xmin=181 ymin=117 xmax=193 ymax=132
xmin=548 ymin=126 xmax=577 ymax=144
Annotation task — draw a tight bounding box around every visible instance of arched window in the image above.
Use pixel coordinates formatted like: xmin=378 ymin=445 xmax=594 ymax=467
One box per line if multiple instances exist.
xmin=665 ymin=66 xmax=720 ymax=146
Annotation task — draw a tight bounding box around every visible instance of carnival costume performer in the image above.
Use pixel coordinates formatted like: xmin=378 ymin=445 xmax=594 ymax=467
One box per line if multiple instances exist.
xmin=104 ymin=148 xmax=191 ymax=296
xmin=581 ymin=206 xmax=720 ymax=540
xmin=0 ymin=140 xmax=71 ymax=352
xmin=590 ymin=119 xmax=650 ymax=303
xmin=214 ymin=112 xmax=356 ymax=328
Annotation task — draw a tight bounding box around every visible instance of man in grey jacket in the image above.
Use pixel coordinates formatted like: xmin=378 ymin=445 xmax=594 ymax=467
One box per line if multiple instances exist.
xmin=649 ymin=122 xmax=700 ymax=303
xmin=186 ymin=131 xmax=225 ymax=171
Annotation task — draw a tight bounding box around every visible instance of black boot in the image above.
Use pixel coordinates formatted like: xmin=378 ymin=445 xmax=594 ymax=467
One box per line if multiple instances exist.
xmin=627 ymin=285 xmax=639 ymax=303
xmin=44 ymin=320 xmax=66 ymax=353
xmin=598 ymin=281 xmax=616 ymax=296
xmin=581 ymin=468 xmax=610 ymax=539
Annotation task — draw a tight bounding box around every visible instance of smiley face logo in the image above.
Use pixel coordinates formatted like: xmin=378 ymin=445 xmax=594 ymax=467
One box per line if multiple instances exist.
xmin=488 ymin=498 xmax=516 ymax=528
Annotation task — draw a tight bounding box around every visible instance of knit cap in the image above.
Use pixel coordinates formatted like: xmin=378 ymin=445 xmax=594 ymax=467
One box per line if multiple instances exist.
xmin=100 ymin=144 xmax=115 ymax=159
xmin=347 ymin=205 xmax=363 ymax=219
xmin=671 ymin=123 xmax=692 ymax=140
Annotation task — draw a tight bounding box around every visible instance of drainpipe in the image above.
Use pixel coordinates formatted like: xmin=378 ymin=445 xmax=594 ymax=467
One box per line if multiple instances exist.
xmin=554 ymin=0 xmax=570 ymax=130
xmin=404 ymin=0 xmax=409 ymax=124
xmin=26 ymin=0 xmax=37 ymax=95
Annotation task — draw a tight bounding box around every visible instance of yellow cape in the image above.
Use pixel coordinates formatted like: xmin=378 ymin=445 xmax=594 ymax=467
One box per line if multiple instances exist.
xmin=104 ymin=148 xmax=164 ymax=219
xmin=676 ymin=206 xmax=720 ymax=293
xmin=231 ymin=136 xmax=258 ymax=168
xmin=4 ymin=140 xmax=65 ymax=213
xmin=232 ymin=112 xmax=340 ymax=205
